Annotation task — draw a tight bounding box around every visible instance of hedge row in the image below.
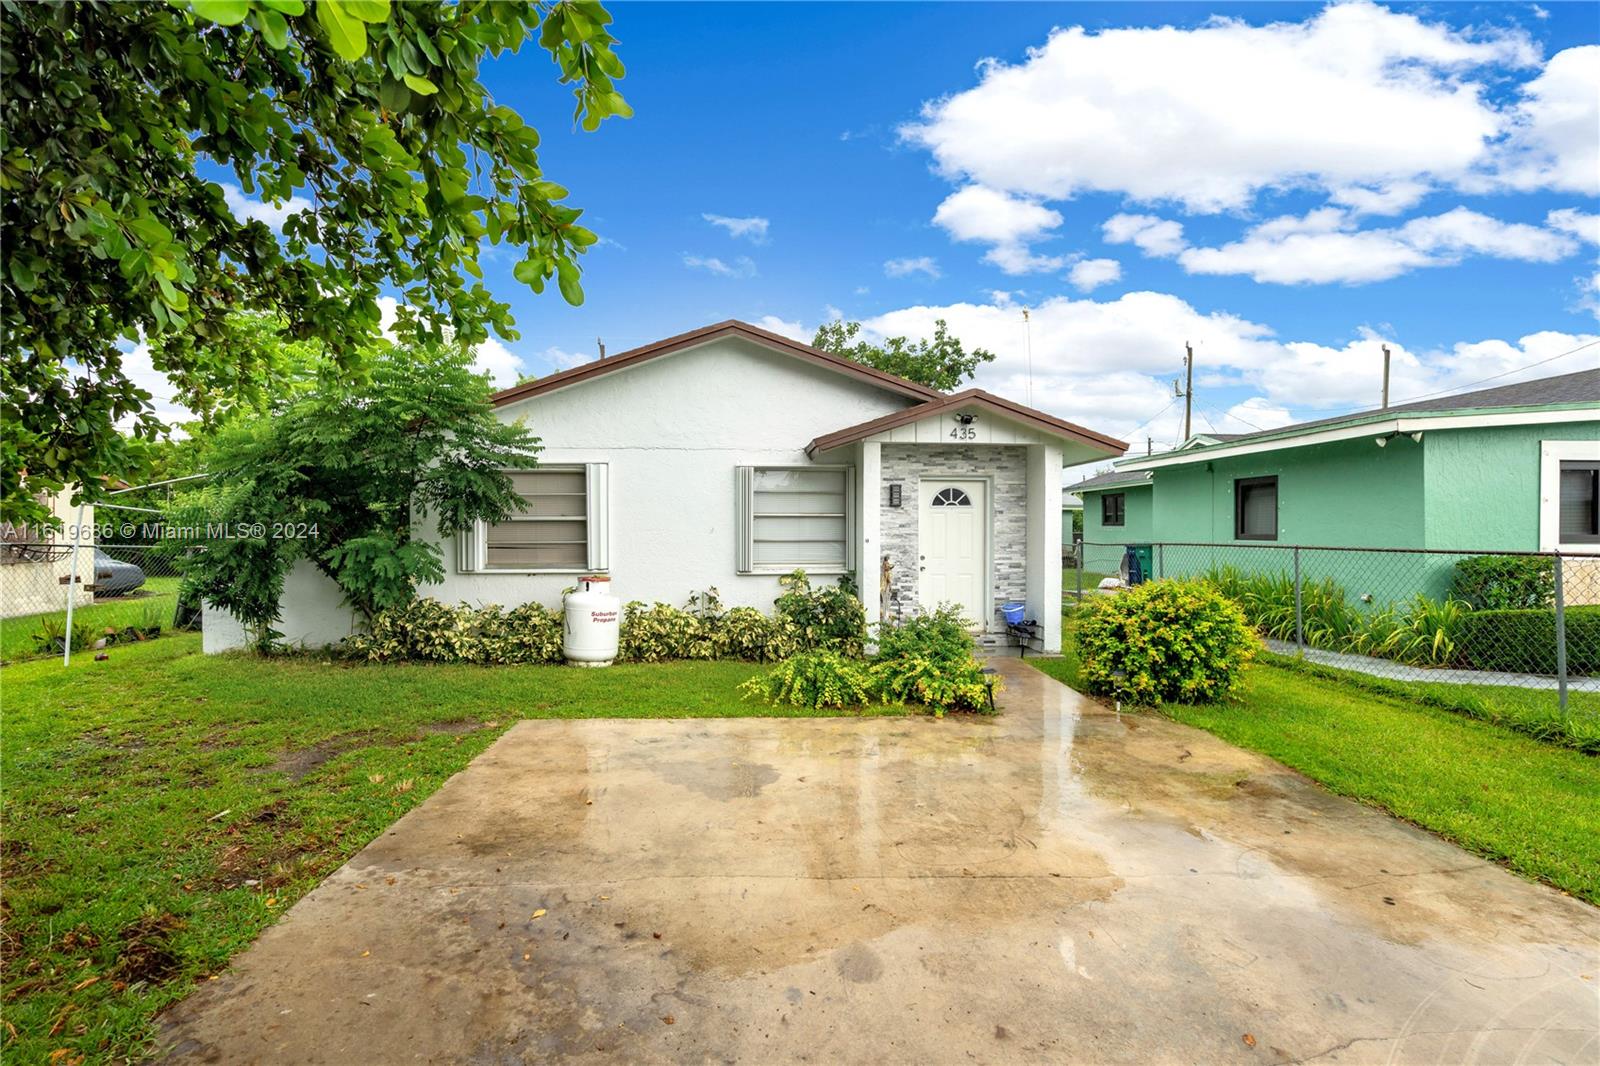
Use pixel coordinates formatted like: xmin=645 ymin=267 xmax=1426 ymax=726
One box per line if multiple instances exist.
xmin=1453 ymin=605 xmax=1600 ymax=676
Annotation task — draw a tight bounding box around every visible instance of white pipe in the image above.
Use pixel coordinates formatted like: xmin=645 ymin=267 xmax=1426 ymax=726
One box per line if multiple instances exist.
xmin=63 ymin=500 xmax=85 ymax=667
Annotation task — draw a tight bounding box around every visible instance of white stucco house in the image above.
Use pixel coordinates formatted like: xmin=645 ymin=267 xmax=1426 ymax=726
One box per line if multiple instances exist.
xmin=204 ymin=320 xmax=1126 ymax=655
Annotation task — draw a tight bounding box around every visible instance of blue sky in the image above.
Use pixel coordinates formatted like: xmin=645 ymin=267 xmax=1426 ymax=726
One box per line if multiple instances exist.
xmin=212 ymin=1 xmax=1599 ymax=458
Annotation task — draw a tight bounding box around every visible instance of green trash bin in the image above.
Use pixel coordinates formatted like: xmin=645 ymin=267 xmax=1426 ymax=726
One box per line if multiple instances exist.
xmin=1121 ymin=544 xmax=1154 ymax=585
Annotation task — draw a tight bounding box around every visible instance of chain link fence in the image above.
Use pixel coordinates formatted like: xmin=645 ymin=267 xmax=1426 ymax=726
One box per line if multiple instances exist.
xmin=1069 ymin=539 xmax=1599 ymax=718
xmin=0 ymin=541 xmax=191 ymax=663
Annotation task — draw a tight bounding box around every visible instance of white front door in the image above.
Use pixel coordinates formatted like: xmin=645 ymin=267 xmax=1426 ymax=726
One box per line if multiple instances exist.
xmin=918 ymin=480 xmax=988 ymax=629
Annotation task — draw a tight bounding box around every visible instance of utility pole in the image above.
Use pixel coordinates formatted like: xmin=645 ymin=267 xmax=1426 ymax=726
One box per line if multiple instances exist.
xmin=1146 ymin=436 xmax=1153 ymax=456
xmin=1381 ymin=344 xmax=1391 ymax=409
xmin=597 ymin=337 xmax=607 ymax=360
xmin=1182 ymin=342 xmax=1194 ymax=441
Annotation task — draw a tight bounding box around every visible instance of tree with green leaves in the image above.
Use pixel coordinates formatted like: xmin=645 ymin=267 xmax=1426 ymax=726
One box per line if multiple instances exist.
xmin=169 ymin=343 xmax=539 ymax=647
xmin=810 ymin=319 xmax=995 ymax=392
xmin=1 ymin=0 xmax=627 ymax=527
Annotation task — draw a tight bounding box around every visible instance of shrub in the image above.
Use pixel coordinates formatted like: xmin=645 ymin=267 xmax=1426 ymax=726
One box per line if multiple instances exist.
xmin=1205 ymin=567 xmax=1467 ymax=667
xmin=30 ymin=618 xmax=98 ymax=655
xmin=739 ymin=650 xmax=878 ymax=710
xmin=1450 ymin=555 xmax=1555 ymax=610
xmin=715 ymin=605 xmax=793 ymax=662
xmin=871 ymin=606 xmax=995 ymax=713
xmin=619 ymin=601 xmax=709 ymax=662
xmin=1076 ymin=579 xmax=1258 ymax=705
xmin=773 ymin=570 xmax=867 ymax=657
xmin=1454 ymin=605 xmax=1600 ymax=676
xmin=345 ymin=599 xmax=562 ymax=664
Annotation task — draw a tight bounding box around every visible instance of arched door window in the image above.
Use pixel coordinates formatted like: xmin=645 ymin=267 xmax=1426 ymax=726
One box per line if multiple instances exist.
xmin=931 ymin=487 xmax=972 ymax=507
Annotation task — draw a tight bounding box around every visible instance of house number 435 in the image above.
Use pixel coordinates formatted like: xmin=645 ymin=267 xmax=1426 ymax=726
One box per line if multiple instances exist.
xmin=949 ymin=425 xmax=977 ymax=440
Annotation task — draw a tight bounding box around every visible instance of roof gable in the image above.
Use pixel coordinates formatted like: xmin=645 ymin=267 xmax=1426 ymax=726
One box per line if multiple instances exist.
xmin=490 ymin=320 xmax=943 ymax=407
xmin=806 ymin=388 xmax=1127 ymax=458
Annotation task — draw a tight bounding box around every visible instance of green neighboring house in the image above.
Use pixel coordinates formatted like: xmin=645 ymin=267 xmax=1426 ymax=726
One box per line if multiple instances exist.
xmin=1068 ymin=368 xmax=1600 ymax=602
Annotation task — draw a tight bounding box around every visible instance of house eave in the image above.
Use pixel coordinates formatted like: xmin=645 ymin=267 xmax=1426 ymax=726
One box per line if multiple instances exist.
xmin=1118 ymin=404 xmax=1600 ymax=472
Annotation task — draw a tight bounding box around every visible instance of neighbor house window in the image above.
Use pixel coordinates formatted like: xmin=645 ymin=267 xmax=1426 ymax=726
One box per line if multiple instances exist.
xmin=459 ymin=465 xmax=609 ymax=572
xmin=737 ymin=466 xmax=851 ymax=573
xmin=1560 ymin=461 xmax=1599 ymax=544
xmin=1101 ymin=493 xmax=1125 ymax=527
xmin=1235 ymin=476 xmax=1278 ymax=541
xmin=1541 ymin=442 xmax=1600 ymax=550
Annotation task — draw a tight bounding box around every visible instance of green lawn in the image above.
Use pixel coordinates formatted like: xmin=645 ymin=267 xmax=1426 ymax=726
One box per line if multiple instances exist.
xmin=1062 ymin=567 xmax=1112 ymax=602
xmin=1030 ymin=643 xmax=1600 ymax=906
xmin=0 ymin=635 xmax=911 ymax=1064
xmin=0 ymin=576 xmax=182 ymax=663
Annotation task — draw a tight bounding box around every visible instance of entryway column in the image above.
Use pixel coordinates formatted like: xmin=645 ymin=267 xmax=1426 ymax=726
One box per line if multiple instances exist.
xmin=1026 ymin=442 xmax=1063 ymax=653
xmin=859 ymin=440 xmax=881 ymax=630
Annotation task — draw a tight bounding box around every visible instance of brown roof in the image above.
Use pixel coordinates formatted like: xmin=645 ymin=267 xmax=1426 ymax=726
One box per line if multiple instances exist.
xmin=489 ymin=320 xmax=945 ymax=407
xmin=806 ymin=389 xmax=1129 ymax=457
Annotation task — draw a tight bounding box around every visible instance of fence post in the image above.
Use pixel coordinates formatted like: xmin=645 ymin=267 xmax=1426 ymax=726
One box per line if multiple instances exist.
xmin=1554 ymin=552 xmax=1568 ymax=723
xmin=1156 ymin=542 xmax=1164 ymax=579
xmin=1076 ymin=551 xmax=1083 ymax=602
xmin=62 ymin=500 xmax=86 ymax=667
xmin=1293 ymin=545 xmax=1304 ymax=659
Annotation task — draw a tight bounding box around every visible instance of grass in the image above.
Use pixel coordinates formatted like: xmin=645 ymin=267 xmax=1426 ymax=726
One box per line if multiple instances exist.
xmin=1062 ymin=567 xmax=1112 ymax=602
xmin=1258 ymin=649 xmax=1600 ymax=753
xmin=1 ymin=635 xmax=911 ymax=1064
xmin=0 ymin=576 xmax=182 ymax=663
xmin=1030 ymin=632 xmax=1600 ymax=906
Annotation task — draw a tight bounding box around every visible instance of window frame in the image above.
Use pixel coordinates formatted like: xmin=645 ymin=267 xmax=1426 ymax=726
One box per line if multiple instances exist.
xmin=1100 ymin=492 xmax=1125 ymax=527
xmin=1558 ymin=459 xmax=1600 ymax=545
xmin=459 ymin=463 xmax=609 ymax=574
xmin=737 ymin=464 xmax=854 ymax=575
xmin=1234 ymin=475 xmax=1279 ymax=542
xmin=1541 ymin=440 xmax=1600 ymax=551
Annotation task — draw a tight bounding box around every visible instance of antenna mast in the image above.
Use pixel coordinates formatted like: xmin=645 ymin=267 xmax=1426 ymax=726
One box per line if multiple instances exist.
xmin=1022 ymin=308 xmax=1034 ymax=407
xmin=1381 ymin=344 xmax=1391 ymax=409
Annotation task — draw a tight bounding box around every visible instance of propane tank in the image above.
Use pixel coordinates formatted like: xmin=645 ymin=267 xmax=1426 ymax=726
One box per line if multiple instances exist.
xmin=563 ymin=575 xmax=620 ymax=667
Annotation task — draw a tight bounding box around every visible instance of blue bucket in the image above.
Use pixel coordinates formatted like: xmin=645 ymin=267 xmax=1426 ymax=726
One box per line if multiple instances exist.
xmin=1001 ymin=602 xmax=1026 ymax=624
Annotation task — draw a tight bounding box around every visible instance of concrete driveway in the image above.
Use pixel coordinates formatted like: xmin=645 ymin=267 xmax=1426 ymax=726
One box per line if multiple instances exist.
xmin=158 ymin=658 xmax=1598 ymax=1064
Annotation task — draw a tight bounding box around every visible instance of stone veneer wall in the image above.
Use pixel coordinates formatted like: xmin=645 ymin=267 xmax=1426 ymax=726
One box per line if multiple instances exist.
xmin=879 ymin=444 xmax=1028 ymax=630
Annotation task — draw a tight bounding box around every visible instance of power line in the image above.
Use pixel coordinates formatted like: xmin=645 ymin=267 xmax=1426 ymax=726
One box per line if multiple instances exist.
xmin=1377 ymin=338 xmax=1600 ymax=410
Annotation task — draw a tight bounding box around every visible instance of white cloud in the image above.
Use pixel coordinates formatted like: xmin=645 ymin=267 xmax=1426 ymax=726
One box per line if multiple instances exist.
xmin=901 ymin=2 xmax=1536 ymax=213
xmin=884 ymin=256 xmax=942 ymax=279
xmin=1491 ymin=46 xmax=1600 ymax=197
xmin=932 ymin=186 xmax=1062 ymax=244
xmin=932 ymin=186 xmax=1067 ymax=274
xmin=470 ymin=338 xmax=525 ymax=389
xmin=1102 ymin=214 xmax=1187 ymax=257
xmin=754 ymin=315 xmax=810 ymax=342
xmin=846 ymin=291 xmax=1598 ymax=444
xmin=1212 ymin=397 xmax=1296 ymax=433
xmin=1175 ymin=206 xmax=1577 ymax=285
xmin=1327 ymin=180 xmax=1431 ymax=216
xmin=221 ymin=183 xmax=312 ymax=230
xmin=702 ymin=213 xmax=770 ymax=242
xmin=1547 ymin=208 xmax=1600 ymax=245
xmin=1067 ymin=257 xmax=1122 ymax=292
xmin=1579 ymin=273 xmax=1600 ymax=322
xmin=683 ymin=254 xmax=757 ymax=279
xmin=539 ymin=345 xmax=591 ymax=372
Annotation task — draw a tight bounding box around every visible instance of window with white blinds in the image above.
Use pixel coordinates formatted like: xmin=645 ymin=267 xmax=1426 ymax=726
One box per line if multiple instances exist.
xmin=460 ymin=465 xmax=608 ymax=572
xmin=737 ymin=466 xmax=851 ymax=572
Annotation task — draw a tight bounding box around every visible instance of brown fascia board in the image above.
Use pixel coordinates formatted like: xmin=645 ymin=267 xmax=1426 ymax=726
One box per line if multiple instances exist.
xmin=489 ymin=320 xmax=945 ymax=407
xmin=805 ymin=388 xmax=1129 ymax=457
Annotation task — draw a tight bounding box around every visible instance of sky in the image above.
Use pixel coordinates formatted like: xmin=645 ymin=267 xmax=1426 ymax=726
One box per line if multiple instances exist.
xmin=205 ymin=1 xmax=1598 ymax=475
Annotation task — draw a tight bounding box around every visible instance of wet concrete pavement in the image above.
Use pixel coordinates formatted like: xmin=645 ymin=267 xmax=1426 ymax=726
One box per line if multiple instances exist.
xmin=158 ymin=658 xmax=1599 ymax=1064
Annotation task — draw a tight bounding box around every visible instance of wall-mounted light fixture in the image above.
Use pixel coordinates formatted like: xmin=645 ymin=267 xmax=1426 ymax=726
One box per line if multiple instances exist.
xmin=1410 ymin=431 xmax=1424 ymax=443
xmin=955 ymin=412 xmax=977 ymax=426
xmin=1374 ymin=431 xmax=1398 ymax=447
xmin=888 ymin=483 xmax=903 ymax=508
